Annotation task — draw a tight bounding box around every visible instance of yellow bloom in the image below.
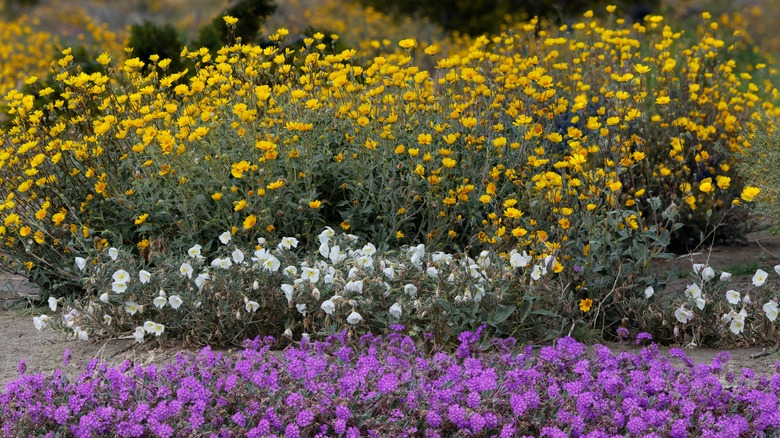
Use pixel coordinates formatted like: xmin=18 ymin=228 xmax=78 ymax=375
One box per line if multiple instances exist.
xmin=340 ymin=221 xmax=350 ymax=230
xmin=417 ymin=133 xmax=432 ymax=145
xmin=223 ymin=15 xmax=238 ymax=25
xmin=396 ymin=231 xmax=405 ymax=239
xmin=212 ymin=192 xmax=223 ymax=201
xmin=234 ymin=199 xmax=247 ymax=211
xmin=442 ymin=158 xmax=457 ymax=168
xmin=608 ymin=181 xmax=622 ymax=191
xmin=579 ymin=298 xmax=593 ymax=312
xmin=309 ymin=200 xmax=321 ymax=209
xmin=135 ymin=213 xmax=149 ymax=225
xmin=267 ymin=180 xmax=285 ymax=190
xmin=634 ymin=64 xmax=651 ymax=74
xmin=399 ymin=38 xmax=417 ymax=49
xmin=231 ymin=160 xmax=251 ymax=178
xmin=698 ymin=178 xmax=714 ymax=193
xmin=243 ymin=215 xmax=257 ymax=229
xmin=52 ymin=212 xmax=66 ymax=225
xmin=479 ymin=194 xmax=492 ymax=204
xmin=740 ymin=186 xmax=760 ymax=202
xmin=504 ymin=207 xmax=523 ymax=219
xmin=34 ymin=231 xmax=45 ymax=244
xmin=655 ymin=96 xmax=670 ymax=105
xmin=19 ymin=226 xmax=31 ymax=237
xmin=716 ymin=176 xmax=731 ymax=190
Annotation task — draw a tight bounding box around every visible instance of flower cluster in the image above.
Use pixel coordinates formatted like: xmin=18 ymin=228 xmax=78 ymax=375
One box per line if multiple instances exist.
xmin=3 ymin=327 xmax=780 ymax=437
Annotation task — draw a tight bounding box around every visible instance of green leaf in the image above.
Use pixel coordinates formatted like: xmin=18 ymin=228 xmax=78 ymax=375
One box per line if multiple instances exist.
xmin=488 ymin=304 xmax=516 ymax=325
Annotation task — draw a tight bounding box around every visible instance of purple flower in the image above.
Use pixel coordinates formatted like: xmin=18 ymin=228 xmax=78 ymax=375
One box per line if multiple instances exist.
xmin=616 ymin=326 xmax=630 ymax=341
xmin=377 ymin=372 xmax=399 ymax=394
xmin=426 ymin=410 xmax=442 ymax=428
xmin=635 ymin=332 xmax=653 ymax=344
xmin=297 ymin=409 xmax=314 ymax=427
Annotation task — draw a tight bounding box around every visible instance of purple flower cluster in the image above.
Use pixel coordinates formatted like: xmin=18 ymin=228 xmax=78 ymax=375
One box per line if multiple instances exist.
xmin=2 ymin=328 xmax=779 ymax=437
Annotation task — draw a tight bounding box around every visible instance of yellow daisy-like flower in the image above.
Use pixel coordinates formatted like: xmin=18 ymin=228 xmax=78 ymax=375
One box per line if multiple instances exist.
xmin=398 ymin=38 xmax=417 ymax=49
xmin=579 ymin=298 xmax=593 ymax=312
xmin=655 ymin=96 xmax=670 ymax=105
xmin=135 ymin=213 xmax=149 ymax=225
xmin=212 ymin=192 xmax=223 ymax=201
xmin=309 ymin=200 xmax=321 ymax=209
xmin=243 ymin=215 xmax=257 ymax=229
xmin=740 ymin=186 xmax=760 ymax=202
xmin=340 ymin=221 xmax=350 ymax=230
xmin=442 ymin=158 xmax=457 ymax=168
xmin=698 ymin=178 xmax=714 ymax=193
xmin=223 ymin=16 xmax=238 ymax=25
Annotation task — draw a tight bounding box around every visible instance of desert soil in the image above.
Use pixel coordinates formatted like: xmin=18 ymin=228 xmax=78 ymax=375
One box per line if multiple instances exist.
xmin=2 ymin=231 xmax=780 ymax=386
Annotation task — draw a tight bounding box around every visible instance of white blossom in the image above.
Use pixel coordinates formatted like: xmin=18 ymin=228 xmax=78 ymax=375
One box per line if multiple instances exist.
xmin=219 ymin=231 xmax=232 ymax=245
xmin=320 ymin=299 xmax=335 ymax=315
xmin=75 ymin=257 xmax=87 ymax=271
xmin=168 ymin=295 xmax=183 ymax=309
xmin=346 ymin=311 xmax=363 ymax=324
xmin=753 ymin=269 xmax=768 ymax=286
xmin=389 ymin=302 xmax=402 ymax=319
xmin=108 ymin=247 xmax=119 ymax=260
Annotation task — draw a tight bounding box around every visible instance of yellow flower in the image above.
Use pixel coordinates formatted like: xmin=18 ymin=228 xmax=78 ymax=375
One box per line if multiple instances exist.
xmin=135 ymin=213 xmax=149 ymax=225
xmin=417 ymin=133 xmax=432 ymax=145
xmin=34 ymin=231 xmax=45 ymax=244
xmin=716 ymin=176 xmax=731 ymax=190
xmin=399 ymin=38 xmax=417 ymax=49
xmin=740 ymin=186 xmax=760 ymax=202
xmin=606 ymin=4 xmax=617 ymax=13
xmin=52 ymin=212 xmax=66 ymax=225
xmin=608 ymin=181 xmax=622 ymax=191
xmin=655 ymin=96 xmax=670 ymax=105
xmin=223 ymin=15 xmax=238 ymax=25
xmin=606 ymin=116 xmax=621 ymax=126
xmin=340 ymin=221 xmax=350 ymax=230
xmin=442 ymin=158 xmax=457 ymax=168
xmin=479 ymin=194 xmax=492 ymax=204
xmin=267 ymin=180 xmax=285 ymax=190
xmin=231 ymin=160 xmax=251 ymax=178
xmin=634 ymin=64 xmax=651 ymax=74
xmin=309 ymin=200 xmax=321 ymax=209
xmin=212 ymin=192 xmax=223 ymax=201
xmin=234 ymin=199 xmax=247 ymax=211
xmin=504 ymin=207 xmax=523 ymax=219
xmin=19 ymin=226 xmax=31 ymax=237
xmin=579 ymin=298 xmax=593 ymax=312
xmin=424 ymin=45 xmax=439 ymax=55
xmin=698 ymin=178 xmax=714 ymax=193
xmin=396 ymin=231 xmax=405 ymax=239
xmin=243 ymin=215 xmax=257 ymax=229
xmin=394 ymin=144 xmax=405 ymax=154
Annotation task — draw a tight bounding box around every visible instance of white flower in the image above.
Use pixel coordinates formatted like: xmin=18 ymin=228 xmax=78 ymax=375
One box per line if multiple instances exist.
xmin=168 ymin=295 xmax=183 ymax=309
xmin=48 ymin=296 xmax=57 ymax=312
xmin=108 ymin=247 xmax=119 ymax=260
xmin=103 ymin=314 xmax=112 ymax=325
xmin=188 ymin=244 xmax=203 ymax=259
xmin=99 ymin=292 xmax=109 ymax=303
xmin=361 ymin=243 xmax=376 ymax=256
xmin=219 ymin=231 xmax=232 ymax=245
xmin=701 ymin=266 xmax=715 ymax=282
xmin=692 ymin=263 xmax=704 ymax=275
xmin=684 ymin=283 xmax=701 ymax=299
xmin=329 ymin=246 xmax=346 ymax=264
xmin=729 ymin=318 xmax=745 ymax=335
xmin=321 ymin=299 xmax=336 ymax=315
xmin=246 ymin=300 xmax=260 ymax=313
xmin=344 ymin=280 xmax=364 ymax=294
xmin=133 ymin=326 xmax=145 ymax=343
xmin=389 ymin=302 xmax=402 ymax=319
xmin=404 ymin=283 xmax=418 ymax=297
xmin=752 ymin=269 xmax=768 ymax=287
xmin=143 ymin=320 xmax=156 ymax=333
xmin=383 ymin=267 xmax=395 ymax=281
xmin=530 ymin=265 xmax=543 ymax=281
xmin=257 ymin=237 xmax=266 ymax=246
xmin=281 ymin=284 xmax=294 ymax=302
xmin=775 ymin=265 xmax=780 ymax=276
xmin=284 ymin=266 xmax=298 ymax=277
xmin=426 ymin=266 xmax=439 ymax=277
xmin=763 ymin=301 xmax=779 ymax=322
xmin=112 ymin=282 xmax=128 ymax=294
xmin=674 ymin=306 xmax=693 ymax=324
xmin=355 ymin=255 xmax=373 ymax=269
xmin=720 ymin=271 xmax=732 ymax=281
xmin=151 ymin=323 xmax=164 ymax=337
xmin=346 ymin=311 xmax=363 ymax=325
xmin=138 ymin=270 xmax=151 ymax=284
xmin=296 ymin=303 xmax=307 ymax=315
xmin=318 ymin=227 xmax=335 ymax=245
xmin=319 ymin=241 xmax=330 ymax=258
xmin=231 ymin=249 xmax=245 ymax=264
xmin=112 ymin=269 xmax=130 ymax=284
xmin=180 ymin=263 xmax=193 ymax=278
xmin=278 ymin=237 xmax=299 ymax=251
xmin=283 ymin=328 xmax=293 ymax=338
xmin=153 ymin=296 xmax=167 ymax=309
xmin=301 ymin=333 xmax=310 ymax=342
xmin=509 ymin=250 xmax=532 ymax=268
xmin=324 ymin=274 xmax=335 ymax=284
xmin=431 ymin=252 xmax=453 ymax=266
xmin=195 ymin=273 xmax=210 ymax=289
xmin=33 ymin=315 xmax=50 ymax=331
xmin=262 ymin=255 xmax=281 ymax=272
xmin=211 ymin=257 xmax=232 ymax=269
xmin=726 ymin=290 xmax=741 ymax=305
xmin=75 ymin=257 xmax=87 ymax=271
xmin=743 ymin=294 xmax=752 ymax=305
xmin=77 ymin=329 xmax=88 ymax=341
xmin=644 ymin=286 xmax=654 ymax=299
xmin=301 ymin=267 xmax=320 ymax=283
xmin=125 ymin=301 xmax=140 ymax=315
xmin=695 ymin=297 xmax=706 ymax=310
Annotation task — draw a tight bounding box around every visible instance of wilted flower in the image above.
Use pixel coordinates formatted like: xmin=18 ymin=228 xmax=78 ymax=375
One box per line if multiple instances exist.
xmin=33 ymin=315 xmax=50 ymax=331
xmin=720 ymin=271 xmax=732 ymax=281
xmin=701 ymin=266 xmax=715 ymax=282
xmin=404 ymin=284 xmax=418 ymax=297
